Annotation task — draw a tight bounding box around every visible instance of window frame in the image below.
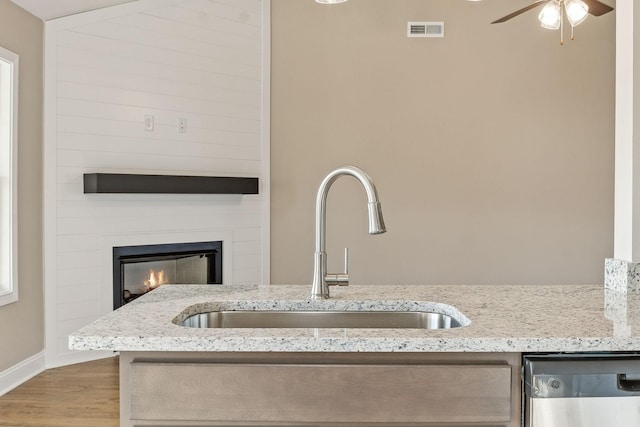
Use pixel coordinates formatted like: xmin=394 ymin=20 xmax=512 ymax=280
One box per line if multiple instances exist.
xmin=0 ymin=46 xmax=18 ymax=307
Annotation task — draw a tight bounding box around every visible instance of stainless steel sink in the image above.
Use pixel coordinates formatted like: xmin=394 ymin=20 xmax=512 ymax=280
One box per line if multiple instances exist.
xmin=178 ymin=310 xmax=463 ymax=329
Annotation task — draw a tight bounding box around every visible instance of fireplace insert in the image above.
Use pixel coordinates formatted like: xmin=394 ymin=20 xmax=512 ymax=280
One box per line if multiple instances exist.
xmin=113 ymin=241 xmax=222 ymax=309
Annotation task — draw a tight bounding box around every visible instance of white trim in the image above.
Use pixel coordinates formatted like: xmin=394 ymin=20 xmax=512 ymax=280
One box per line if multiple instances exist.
xmin=0 ymin=291 xmax=17 ymax=306
xmin=46 ymin=351 xmax=116 ymax=370
xmin=0 ymin=351 xmax=45 ymax=397
xmin=43 ymin=18 xmax=60 ymax=366
xmin=0 ymin=45 xmax=19 ymax=307
xmin=261 ymin=0 xmax=271 ymax=286
xmin=614 ymin=0 xmax=634 ymax=261
xmin=0 ymin=290 xmax=17 ymax=307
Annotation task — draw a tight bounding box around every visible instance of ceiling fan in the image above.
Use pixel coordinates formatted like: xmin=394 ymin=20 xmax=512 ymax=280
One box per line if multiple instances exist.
xmin=491 ymin=0 xmax=614 ymax=44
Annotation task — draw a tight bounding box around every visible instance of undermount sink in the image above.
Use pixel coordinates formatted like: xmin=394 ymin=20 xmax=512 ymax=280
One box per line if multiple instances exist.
xmin=177 ymin=310 xmax=463 ymax=329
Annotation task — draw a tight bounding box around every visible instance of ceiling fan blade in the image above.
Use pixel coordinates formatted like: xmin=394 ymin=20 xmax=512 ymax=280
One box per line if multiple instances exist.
xmin=582 ymin=0 xmax=614 ymax=16
xmin=491 ymin=0 xmax=548 ymax=24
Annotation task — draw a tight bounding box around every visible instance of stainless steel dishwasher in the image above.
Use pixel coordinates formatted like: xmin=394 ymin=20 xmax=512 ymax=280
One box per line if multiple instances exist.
xmin=524 ymin=354 xmax=640 ymax=427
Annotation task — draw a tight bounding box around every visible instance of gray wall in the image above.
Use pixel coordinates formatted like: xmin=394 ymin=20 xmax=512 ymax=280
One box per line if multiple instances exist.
xmin=271 ymin=0 xmax=615 ymax=286
xmin=0 ymin=0 xmax=43 ymax=370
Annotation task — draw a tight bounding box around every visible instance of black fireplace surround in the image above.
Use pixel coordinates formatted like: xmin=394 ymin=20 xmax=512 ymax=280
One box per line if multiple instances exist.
xmin=113 ymin=241 xmax=222 ymax=309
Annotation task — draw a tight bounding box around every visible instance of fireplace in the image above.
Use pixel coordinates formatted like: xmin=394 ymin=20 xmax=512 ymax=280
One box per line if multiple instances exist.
xmin=113 ymin=241 xmax=222 ymax=309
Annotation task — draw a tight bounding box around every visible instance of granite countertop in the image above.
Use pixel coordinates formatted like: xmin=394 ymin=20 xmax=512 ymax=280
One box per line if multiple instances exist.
xmin=68 ymin=284 xmax=640 ymax=353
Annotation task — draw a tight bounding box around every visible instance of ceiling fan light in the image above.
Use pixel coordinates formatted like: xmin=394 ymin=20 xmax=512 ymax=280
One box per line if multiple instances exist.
xmin=565 ymin=0 xmax=589 ymax=26
xmin=538 ymin=0 xmax=561 ymax=30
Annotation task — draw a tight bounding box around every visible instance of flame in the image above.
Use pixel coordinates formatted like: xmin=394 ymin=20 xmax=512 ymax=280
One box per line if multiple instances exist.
xmin=144 ymin=269 xmax=168 ymax=291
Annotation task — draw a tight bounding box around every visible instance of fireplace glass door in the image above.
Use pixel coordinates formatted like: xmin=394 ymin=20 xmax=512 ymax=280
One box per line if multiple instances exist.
xmin=113 ymin=241 xmax=222 ymax=309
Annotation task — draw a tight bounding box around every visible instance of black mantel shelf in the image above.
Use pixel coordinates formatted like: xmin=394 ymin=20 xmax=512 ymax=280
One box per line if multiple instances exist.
xmin=83 ymin=173 xmax=259 ymax=195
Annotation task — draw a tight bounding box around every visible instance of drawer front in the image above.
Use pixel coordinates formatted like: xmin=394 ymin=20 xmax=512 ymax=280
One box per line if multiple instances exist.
xmin=130 ymin=362 xmax=512 ymax=424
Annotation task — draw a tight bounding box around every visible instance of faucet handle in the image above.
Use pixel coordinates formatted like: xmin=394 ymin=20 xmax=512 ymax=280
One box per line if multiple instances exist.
xmin=344 ymin=247 xmax=349 ymax=275
xmin=326 ymin=248 xmax=349 ymax=287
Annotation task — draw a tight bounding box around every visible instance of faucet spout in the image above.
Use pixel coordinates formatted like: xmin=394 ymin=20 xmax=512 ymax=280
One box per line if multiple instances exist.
xmin=311 ymin=166 xmax=386 ymax=300
xmin=367 ymin=201 xmax=386 ymax=235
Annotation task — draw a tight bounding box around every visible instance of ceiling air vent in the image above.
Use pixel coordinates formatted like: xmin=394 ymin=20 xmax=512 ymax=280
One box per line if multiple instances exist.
xmin=407 ymin=21 xmax=445 ymax=38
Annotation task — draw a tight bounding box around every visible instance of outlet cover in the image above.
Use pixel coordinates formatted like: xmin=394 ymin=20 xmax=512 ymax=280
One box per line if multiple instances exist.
xmin=178 ymin=118 xmax=187 ymax=133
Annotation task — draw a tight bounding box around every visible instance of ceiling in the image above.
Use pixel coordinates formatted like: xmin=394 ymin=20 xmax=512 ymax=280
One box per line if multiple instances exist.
xmin=10 ymin=0 xmax=137 ymax=20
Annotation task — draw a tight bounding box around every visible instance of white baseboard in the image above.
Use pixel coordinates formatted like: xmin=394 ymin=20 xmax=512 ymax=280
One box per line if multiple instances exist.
xmin=45 ymin=350 xmax=116 ymax=370
xmin=0 ymin=351 xmax=45 ymax=397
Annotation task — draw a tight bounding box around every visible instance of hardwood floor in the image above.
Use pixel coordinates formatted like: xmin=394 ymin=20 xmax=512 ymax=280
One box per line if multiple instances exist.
xmin=0 ymin=357 xmax=119 ymax=427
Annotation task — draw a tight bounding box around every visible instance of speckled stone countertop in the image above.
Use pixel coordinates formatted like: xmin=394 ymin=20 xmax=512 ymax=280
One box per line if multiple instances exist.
xmin=68 ymin=284 xmax=640 ymax=353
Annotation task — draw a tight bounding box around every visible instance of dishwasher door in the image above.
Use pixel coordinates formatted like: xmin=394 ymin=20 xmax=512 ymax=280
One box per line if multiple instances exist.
xmin=524 ymin=354 xmax=640 ymax=427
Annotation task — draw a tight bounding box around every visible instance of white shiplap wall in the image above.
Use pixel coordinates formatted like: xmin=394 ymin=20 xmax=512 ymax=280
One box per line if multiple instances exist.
xmin=44 ymin=0 xmax=269 ymax=367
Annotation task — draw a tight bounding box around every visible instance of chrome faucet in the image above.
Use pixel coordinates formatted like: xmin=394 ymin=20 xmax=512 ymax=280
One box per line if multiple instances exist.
xmin=311 ymin=166 xmax=386 ymax=299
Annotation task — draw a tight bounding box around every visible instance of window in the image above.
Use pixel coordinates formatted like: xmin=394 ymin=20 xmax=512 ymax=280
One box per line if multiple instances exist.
xmin=0 ymin=46 xmax=18 ymax=306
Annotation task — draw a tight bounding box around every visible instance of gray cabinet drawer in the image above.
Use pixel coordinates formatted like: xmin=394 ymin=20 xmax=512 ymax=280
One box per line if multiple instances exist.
xmin=129 ymin=361 xmax=513 ymax=424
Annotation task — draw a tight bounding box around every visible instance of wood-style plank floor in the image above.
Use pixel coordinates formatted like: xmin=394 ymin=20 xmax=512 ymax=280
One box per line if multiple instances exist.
xmin=0 ymin=357 xmax=119 ymax=427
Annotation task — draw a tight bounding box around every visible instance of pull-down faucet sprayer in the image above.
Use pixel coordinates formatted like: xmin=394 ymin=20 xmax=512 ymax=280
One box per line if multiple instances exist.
xmin=311 ymin=166 xmax=386 ymax=300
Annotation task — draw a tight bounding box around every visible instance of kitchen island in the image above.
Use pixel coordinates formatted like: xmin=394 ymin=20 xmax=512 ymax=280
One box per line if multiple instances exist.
xmin=69 ymin=284 xmax=640 ymax=426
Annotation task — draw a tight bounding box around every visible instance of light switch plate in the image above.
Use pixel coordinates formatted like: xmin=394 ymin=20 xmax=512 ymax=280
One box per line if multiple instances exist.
xmin=144 ymin=115 xmax=154 ymax=131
